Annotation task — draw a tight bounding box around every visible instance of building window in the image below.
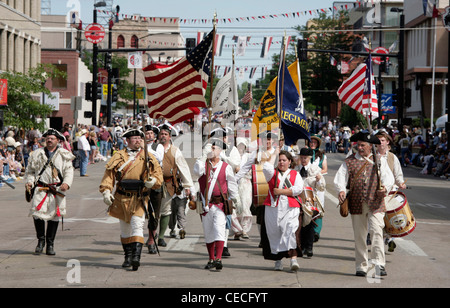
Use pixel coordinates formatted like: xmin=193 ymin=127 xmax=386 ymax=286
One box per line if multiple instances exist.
xmin=52 ymin=64 xmax=67 ymax=89
xmin=131 ymin=35 xmax=138 ymax=48
xmin=117 ymin=35 xmax=125 ymax=48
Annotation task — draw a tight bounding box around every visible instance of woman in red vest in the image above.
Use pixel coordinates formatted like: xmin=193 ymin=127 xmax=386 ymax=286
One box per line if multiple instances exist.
xmin=260 ymin=149 xmax=304 ymax=271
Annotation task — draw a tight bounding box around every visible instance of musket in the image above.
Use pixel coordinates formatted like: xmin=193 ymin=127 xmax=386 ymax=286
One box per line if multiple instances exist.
xmin=0 ymin=177 xmax=15 ymax=189
xmin=38 ymin=186 xmax=66 ymax=198
xmin=141 ymin=113 xmax=160 ymax=256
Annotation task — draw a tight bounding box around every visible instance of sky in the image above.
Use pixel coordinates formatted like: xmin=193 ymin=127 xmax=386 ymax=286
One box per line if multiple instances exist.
xmin=50 ymin=0 xmax=345 ymax=85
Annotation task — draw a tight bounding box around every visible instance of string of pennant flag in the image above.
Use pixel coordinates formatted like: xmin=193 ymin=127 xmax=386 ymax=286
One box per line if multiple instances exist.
xmin=95 ymin=2 xmax=364 ymax=25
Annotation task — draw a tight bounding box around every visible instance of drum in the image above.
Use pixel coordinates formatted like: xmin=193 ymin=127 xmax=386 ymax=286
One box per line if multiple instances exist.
xmin=384 ymin=191 xmax=416 ymax=237
xmin=300 ymin=186 xmax=315 ymax=204
xmin=251 ymin=164 xmax=269 ymax=207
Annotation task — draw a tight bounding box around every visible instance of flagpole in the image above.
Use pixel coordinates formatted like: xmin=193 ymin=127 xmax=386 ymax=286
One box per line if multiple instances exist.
xmin=278 ymin=34 xmax=287 ymax=133
xmin=293 ymin=41 xmax=304 ymax=113
xmin=208 ymin=12 xmax=217 ymax=124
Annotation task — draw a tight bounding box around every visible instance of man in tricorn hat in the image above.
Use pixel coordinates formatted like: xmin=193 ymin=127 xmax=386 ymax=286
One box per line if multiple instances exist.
xmin=25 ymin=128 xmax=75 ymax=256
xmin=143 ymin=124 xmax=164 ymax=254
xmin=157 ymin=123 xmax=194 ymax=245
xmin=334 ymin=131 xmax=394 ymax=277
xmin=99 ymin=128 xmax=163 ymax=271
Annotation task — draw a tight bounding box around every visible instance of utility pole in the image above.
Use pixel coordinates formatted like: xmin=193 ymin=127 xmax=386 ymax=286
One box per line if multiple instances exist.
xmin=106 ymin=19 xmax=113 ymax=127
xmin=92 ymin=8 xmax=99 ymax=126
xmin=398 ymin=13 xmax=405 ymax=126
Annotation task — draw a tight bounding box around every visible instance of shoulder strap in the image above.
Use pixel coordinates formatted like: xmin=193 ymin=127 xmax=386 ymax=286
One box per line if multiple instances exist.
xmin=348 ymin=161 xmax=369 ymax=192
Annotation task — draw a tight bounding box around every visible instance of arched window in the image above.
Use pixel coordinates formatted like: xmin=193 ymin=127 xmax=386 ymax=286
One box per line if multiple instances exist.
xmin=117 ymin=35 xmax=125 ymax=48
xmin=131 ymin=35 xmax=138 ymax=48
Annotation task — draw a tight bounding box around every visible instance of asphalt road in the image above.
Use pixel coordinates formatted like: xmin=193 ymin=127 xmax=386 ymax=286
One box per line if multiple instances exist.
xmin=0 ymin=150 xmax=449 ymax=291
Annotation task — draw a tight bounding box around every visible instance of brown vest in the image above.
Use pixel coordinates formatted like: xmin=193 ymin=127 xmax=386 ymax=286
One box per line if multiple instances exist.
xmin=345 ymin=154 xmax=385 ymax=215
xmin=162 ymin=145 xmax=179 ymax=196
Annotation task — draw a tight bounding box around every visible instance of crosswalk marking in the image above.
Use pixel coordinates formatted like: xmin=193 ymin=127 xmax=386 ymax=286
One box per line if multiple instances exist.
xmin=324 ymin=190 xmax=428 ymax=257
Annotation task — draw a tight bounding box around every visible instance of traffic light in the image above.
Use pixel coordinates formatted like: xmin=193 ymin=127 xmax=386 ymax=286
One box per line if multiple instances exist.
xmin=297 ymin=39 xmax=308 ymax=62
xmin=96 ymin=84 xmax=103 ymax=100
xmin=186 ymin=38 xmax=196 ymax=53
xmin=105 ymin=52 xmax=112 ymax=70
xmin=392 ymin=88 xmax=398 ymax=107
xmin=405 ymin=88 xmax=412 ymax=107
xmin=112 ymin=85 xmax=118 ymax=103
xmin=85 ymin=82 xmax=92 ymax=101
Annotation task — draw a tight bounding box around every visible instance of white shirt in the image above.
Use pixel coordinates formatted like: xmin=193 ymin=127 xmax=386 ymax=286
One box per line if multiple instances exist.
xmin=377 ymin=150 xmax=404 ymax=188
xmin=147 ymin=142 xmax=164 ymax=166
xmin=77 ymin=135 xmax=90 ymax=151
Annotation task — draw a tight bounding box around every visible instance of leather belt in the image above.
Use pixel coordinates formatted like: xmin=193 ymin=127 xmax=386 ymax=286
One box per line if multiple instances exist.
xmin=116 ymin=189 xmax=150 ymax=197
xmin=210 ymin=195 xmax=224 ymax=204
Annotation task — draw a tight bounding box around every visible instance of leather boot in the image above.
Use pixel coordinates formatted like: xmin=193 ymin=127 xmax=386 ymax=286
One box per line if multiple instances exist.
xmin=131 ymin=242 xmax=143 ymax=271
xmin=122 ymin=243 xmax=132 ymax=268
xmin=45 ymin=220 xmax=59 ymax=255
xmin=33 ymin=218 xmax=45 ymax=254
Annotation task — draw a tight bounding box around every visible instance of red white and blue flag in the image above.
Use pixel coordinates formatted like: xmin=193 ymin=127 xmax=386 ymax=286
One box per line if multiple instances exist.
xmin=144 ymin=30 xmax=213 ymax=124
xmin=337 ymin=55 xmax=378 ymax=120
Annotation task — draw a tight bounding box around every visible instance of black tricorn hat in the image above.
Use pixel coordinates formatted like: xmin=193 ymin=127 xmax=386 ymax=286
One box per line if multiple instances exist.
xmin=350 ymin=131 xmax=381 ymax=144
xmin=122 ymin=128 xmax=144 ymax=138
xmin=210 ymin=138 xmax=227 ymax=150
xmin=43 ymin=128 xmax=65 ymax=141
xmin=145 ymin=124 xmax=160 ymax=135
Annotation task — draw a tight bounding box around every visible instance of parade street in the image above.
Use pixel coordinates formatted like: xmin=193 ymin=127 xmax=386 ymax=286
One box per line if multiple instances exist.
xmin=0 ymin=152 xmax=449 ymax=289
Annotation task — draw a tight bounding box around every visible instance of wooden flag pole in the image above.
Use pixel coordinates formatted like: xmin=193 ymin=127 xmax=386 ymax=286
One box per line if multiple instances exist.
xmin=278 ymin=34 xmax=287 ymax=133
xmin=208 ymin=12 xmax=217 ymax=124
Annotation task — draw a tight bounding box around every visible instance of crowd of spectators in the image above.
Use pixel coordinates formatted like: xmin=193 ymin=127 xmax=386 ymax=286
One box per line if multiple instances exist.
xmin=308 ymin=117 xmax=449 ymax=180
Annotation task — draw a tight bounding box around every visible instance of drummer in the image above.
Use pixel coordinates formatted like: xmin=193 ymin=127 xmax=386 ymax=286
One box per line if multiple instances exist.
xmin=296 ymin=147 xmax=326 ymax=258
xmin=235 ymin=130 xmax=278 ymax=247
xmin=334 ymin=131 xmax=394 ymax=277
xmin=375 ymin=130 xmax=407 ymax=252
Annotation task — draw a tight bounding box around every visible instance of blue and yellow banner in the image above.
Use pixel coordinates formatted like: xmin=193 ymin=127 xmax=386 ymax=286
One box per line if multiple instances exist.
xmin=276 ymin=60 xmax=310 ymax=145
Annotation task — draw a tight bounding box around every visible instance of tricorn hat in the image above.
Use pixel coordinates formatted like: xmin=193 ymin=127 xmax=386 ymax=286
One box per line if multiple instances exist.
xmin=122 ymin=128 xmax=145 ymax=138
xmin=43 ymin=128 xmax=65 ymax=141
xmin=210 ymin=138 xmax=227 ymax=150
xmin=350 ymin=131 xmax=381 ymax=144
xmin=144 ymin=124 xmax=160 ymax=135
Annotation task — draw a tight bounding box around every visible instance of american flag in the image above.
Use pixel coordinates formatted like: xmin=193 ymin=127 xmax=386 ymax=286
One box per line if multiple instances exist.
xmin=143 ymin=30 xmax=213 ymax=124
xmin=362 ymin=55 xmax=379 ymax=119
xmin=241 ymin=84 xmax=253 ymax=103
xmin=337 ymin=56 xmax=378 ymax=120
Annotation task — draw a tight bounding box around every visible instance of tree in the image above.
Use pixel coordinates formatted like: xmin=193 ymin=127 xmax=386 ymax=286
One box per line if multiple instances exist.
xmin=294 ymin=11 xmax=355 ymax=119
xmin=0 ymin=64 xmax=66 ymax=132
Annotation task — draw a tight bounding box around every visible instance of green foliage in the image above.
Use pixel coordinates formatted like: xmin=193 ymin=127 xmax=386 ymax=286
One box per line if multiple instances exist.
xmin=294 ymin=12 xmax=355 ymax=117
xmin=0 ymin=64 xmax=67 ymax=131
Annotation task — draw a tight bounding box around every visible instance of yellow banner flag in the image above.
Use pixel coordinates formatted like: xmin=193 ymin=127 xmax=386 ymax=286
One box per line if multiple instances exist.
xmin=251 ymin=60 xmax=300 ymax=141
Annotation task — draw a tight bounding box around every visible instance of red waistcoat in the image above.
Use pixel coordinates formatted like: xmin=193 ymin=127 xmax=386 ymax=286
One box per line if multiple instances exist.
xmin=198 ymin=161 xmax=229 ymax=201
xmin=264 ymin=169 xmax=301 ymax=208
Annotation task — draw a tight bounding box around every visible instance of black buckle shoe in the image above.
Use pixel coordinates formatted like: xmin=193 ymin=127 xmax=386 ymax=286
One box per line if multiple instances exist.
xmin=214 ymin=259 xmax=223 ymax=270
xmin=204 ymin=260 xmax=215 ymax=269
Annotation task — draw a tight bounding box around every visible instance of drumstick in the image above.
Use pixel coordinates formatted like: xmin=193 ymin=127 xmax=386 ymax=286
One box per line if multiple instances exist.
xmin=389 ymin=179 xmax=408 ymax=202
